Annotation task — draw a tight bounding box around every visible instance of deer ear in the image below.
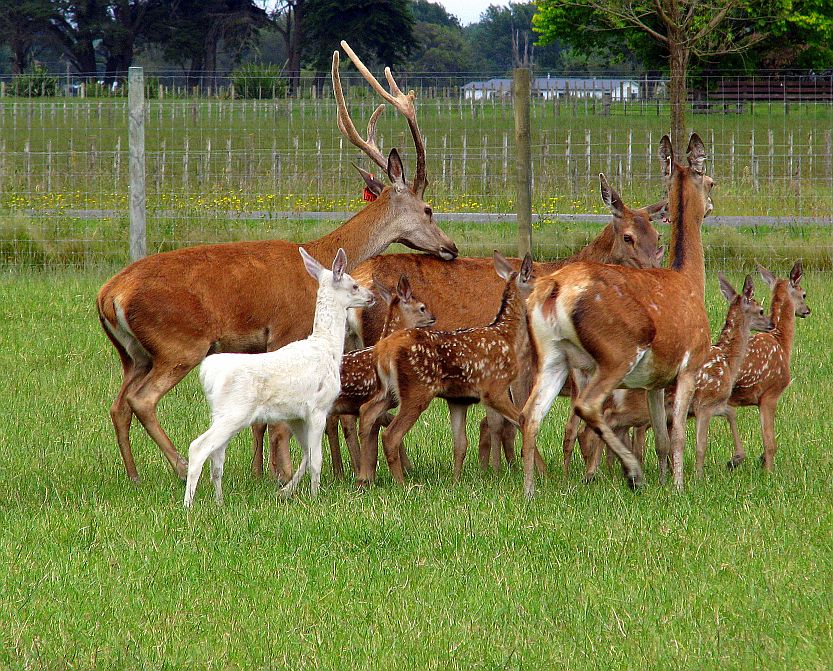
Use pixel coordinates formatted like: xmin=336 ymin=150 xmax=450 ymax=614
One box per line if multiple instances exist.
xmin=492 ymin=250 xmax=513 ymax=281
xmin=396 ymin=275 xmax=413 ymax=302
xmin=331 ymin=248 xmax=347 ymax=282
xmin=718 ymin=271 xmax=737 ymax=303
xmin=299 ymin=247 xmax=324 ymax=282
xmin=790 ymin=259 xmax=804 ymax=286
xmin=520 ymin=253 xmax=534 ymax=283
xmin=645 ymin=199 xmax=668 ymax=221
xmin=355 ymin=164 xmax=385 ymax=197
xmin=599 ymin=173 xmax=625 ymax=217
xmin=756 ymin=261 xmax=777 ymax=290
xmin=654 ymin=244 xmax=666 ymax=266
xmin=687 ymin=133 xmax=707 ymax=175
xmin=742 ymin=274 xmax=755 ymax=300
xmin=659 ymin=135 xmax=673 ymax=180
xmin=372 ymin=275 xmax=393 ymax=305
xmin=386 ymin=148 xmax=406 ymax=191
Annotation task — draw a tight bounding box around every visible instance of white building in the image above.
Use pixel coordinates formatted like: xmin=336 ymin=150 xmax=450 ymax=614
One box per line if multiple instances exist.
xmin=462 ymin=76 xmax=642 ymax=101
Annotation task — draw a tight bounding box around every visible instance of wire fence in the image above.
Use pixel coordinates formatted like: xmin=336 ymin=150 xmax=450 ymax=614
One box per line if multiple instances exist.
xmin=0 ymin=69 xmax=831 ymax=271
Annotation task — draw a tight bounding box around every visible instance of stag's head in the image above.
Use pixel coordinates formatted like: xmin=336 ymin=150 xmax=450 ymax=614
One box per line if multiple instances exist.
xmin=660 ymin=133 xmax=714 ymax=219
xmin=333 ymin=42 xmax=458 ymax=261
xmin=598 ymin=173 xmax=664 ymax=269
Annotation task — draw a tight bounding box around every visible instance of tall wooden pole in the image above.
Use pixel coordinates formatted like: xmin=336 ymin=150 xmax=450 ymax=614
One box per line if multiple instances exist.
xmin=128 ymin=66 xmax=146 ymax=261
xmin=513 ymin=67 xmax=532 ymax=258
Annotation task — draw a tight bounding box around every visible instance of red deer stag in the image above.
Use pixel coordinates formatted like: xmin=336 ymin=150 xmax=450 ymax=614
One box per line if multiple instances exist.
xmin=726 ymin=261 xmax=811 ymax=471
xmin=520 ymin=133 xmax=714 ymax=495
xmin=325 ymin=275 xmax=435 ymax=478
xmin=345 ymin=174 xmax=665 ymax=473
xmin=97 ymin=42 xmax=457 ymax=483
xmin=577 ymin=273 xmax=774 ymax=479
xmin=358 ymin=252 xmax=534 ymax=484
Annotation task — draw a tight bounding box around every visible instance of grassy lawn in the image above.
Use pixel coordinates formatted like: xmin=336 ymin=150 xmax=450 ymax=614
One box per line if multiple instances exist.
xmin=1 ymin=265 xmax=831 ymax=669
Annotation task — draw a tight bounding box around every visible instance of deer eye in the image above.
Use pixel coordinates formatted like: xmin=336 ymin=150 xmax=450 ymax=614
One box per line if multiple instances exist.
xmin=623 ymin=234 xmax=634 ymax=244
xmin=760 ymin=308 xmax=764 ymax=316
xmin=424 ymin=206 xmax=433 ymax=217
xmin=419 ymin=305 xmax=426 ymax=312
xmin=353 ymin=284 xmax=359 ymax=291
xmin=803 ymin=292 xmax=807 ymax=299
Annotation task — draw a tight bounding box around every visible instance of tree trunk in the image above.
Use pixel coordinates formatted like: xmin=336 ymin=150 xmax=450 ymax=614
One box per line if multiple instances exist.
xmin=668 ymin=41 xmax=690 ymax=158
xmin=287 ymin=3 xmax=303 ymax=96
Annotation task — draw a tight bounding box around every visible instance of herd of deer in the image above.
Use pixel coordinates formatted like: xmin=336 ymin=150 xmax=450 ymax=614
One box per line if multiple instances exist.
xmin=96 ymin=42 xmax=811 ymax=506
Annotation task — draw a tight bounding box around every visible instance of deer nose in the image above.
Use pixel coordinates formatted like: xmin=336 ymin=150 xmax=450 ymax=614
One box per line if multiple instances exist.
xmin=440 ymin=242 xmax=459 ymax=260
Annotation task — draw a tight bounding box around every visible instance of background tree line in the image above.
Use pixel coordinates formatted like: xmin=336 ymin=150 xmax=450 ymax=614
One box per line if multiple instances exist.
xmin=0 ymin=0 xmax=830 ymax=97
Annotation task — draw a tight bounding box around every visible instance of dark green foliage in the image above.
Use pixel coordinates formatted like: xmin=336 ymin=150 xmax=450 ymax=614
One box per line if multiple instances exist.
xmin=230 ymin=63 xmax=287 ymax=98
xmin=10 ymin=63 xmax=58 ymax=96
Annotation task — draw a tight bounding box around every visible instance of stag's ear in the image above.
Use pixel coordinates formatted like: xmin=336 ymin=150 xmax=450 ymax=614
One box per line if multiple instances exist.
xmin=687 ymin=133 xmax=707 ymax=175
xmin=331 ymin=248 xmax=347 ymax=282
xmin=742 ymin=274 xmax=755 ymax=300
xmin=645 ymin=199 xmax=668 ymax=221
xmin=396 ymin=275 xmax=413 ymax=302
xmin=654 ymin=244 xmax=666 ymax=266
xmin=790 ymin=259 xmax=804 ymax=286
xmin=599 ymin=173 xmax=625 ymax=218
xmin=355 ymin=164 xmax=385 ymax=197
xmin=492 ymin=250 xmax=514 ymax=281
xmin=299 ymin=247 xmax=324 ymax=282
xmin=756 ymin=261 xmax=777 ymax=290
xmin=659 ymin=135 xmax=674 ymax=180
xmin=718 ymin=271 xmax=738 ymax=303
xmin=373 ymin=275 xmax=393 ymax=305
xmin=520 ymin=253 xmax=534 ymax=283
xmin=386 ymin=148 xmax=407 ymax=191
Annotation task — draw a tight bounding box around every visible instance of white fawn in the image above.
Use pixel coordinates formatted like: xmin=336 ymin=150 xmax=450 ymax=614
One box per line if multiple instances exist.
xmin=358 ymin=252 xmax=538 ymax=484
xmin=726 ymin=261 xmax=811 ymax=470
xmin=183 ymin=248 xmax=374 ymax=507
xmin=325 ymin=275 xmax=435 ymax=478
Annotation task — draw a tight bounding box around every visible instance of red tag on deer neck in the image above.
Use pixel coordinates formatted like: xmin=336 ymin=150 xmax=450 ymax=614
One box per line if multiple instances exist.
xmin=363 ymin=187 xmax=377 ymax=202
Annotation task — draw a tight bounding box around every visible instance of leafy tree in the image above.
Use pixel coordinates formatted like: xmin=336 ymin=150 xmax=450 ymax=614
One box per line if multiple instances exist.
xmin=270 ymin=0 xmax=304 ymax=95
xmin=49 ymin=0 xmax=109 ymax=77
xmin=0 ymin=0 xmax=56 ymax=74
xmin=411 ymin=0 xmax=460 ymax=28
xmin=100 ymin=0 xmax=167 ymax=81
xmin=409 ymin=21 xmax=474 ymax=77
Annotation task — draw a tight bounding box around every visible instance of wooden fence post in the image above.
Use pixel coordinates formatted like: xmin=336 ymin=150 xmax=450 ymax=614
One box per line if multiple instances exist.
xmin=513 ymin=67 xmax=532 ymax=258
xmin=128 ymin=66 xmax=146 ymax=261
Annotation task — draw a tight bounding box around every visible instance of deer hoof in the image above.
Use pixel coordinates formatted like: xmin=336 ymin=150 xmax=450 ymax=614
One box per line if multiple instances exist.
xmin=174 ymin=460 xmax=188 ymax=482
xmin=726 ymin=455 xmax=745 ymax=470
xmin=625 ymin=470 xmax=644 ymax=490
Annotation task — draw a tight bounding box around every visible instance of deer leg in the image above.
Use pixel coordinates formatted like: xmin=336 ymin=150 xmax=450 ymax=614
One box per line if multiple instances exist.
xmin=209 ymin=442 xmax=230 ymax=506
xmin=280 ymin=420 xmax=309 ymax=498
xmin=487 ymin=410 xmax=505 ymax=473
xmin=266 ymin=423 xmax=293 ymax=482
xmin=562 ymin=410 xmax=582 ymax=477
xmin=477 ymin=417 xmax=491 ymax=471
xmin=520 ymin=357 xmax=570 ymax=498
xmin=325 ymin=415 xmax=345 ymax=480
xmin=305 ymin=413 xmax=327 ymax=497
xmin=358 ymin=393 xmax=394 ymax=484
xmin=759 ymin=395 xmax=779 ymax=471
xmin=448 ymin=402 xmax=469 ymax=482
xmin=381 ymin=398 xmax=429 ymax=485
xmin=725 ymin=406 xmax=746 ymax=469
xmin=669 ymin=373 xmax=697 ymax=489
xmin=501 ymin=421 xmax=517 ymax=467
xmin=127 ymin=361 xmax=198 ymax=480
xmin=582 ymin=425 xmax=605 ymax=482
xmin=647 ymin=389 xmax=671 ymax=485
xmin=694 ymin=408 xmax=713 ymax=478
xmin=339 ymin=415 xmax=362 ymax=477
xmin=110 ymin=359 xmax=150 ymax=483
xmin=631 ymin=425 xmax=647 ymax=466
xmin=484 ymin=391 xmax=545 ymax=475
xmin=185 ymin=419 xmax=240 ymax=508
xmin=251 ymin=423 xmax=266 ymax=478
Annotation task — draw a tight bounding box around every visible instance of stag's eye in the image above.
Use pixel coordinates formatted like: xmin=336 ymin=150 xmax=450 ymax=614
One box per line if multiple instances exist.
xmin=424 ymin=206 xmax=433 ymax=217
xmin=623 ymin=234 xmax=634 ymax=245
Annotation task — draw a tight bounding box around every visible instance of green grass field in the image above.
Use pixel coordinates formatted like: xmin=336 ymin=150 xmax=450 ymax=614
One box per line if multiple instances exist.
xmin=1 ymin=263 xmax=831 ymax=669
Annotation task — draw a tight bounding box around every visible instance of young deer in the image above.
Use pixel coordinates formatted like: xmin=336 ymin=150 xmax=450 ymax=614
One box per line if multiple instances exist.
xmin=726 ymin=261 xmax=811 ymax=471
xmin=521 ymin=133 xmax=714 ymax=495
xmin=358 ymin=252 xmax=535 ymax=484
xmin=325 ymin=275 xmax=435 ymax=478
xmin=99 ymin=43 xmax=456 ymax=484
xmin=578 ymin=273 xmax=774 ymax=479
xmin=351 ymin=173 xmax=665 ymax=473
xmin=183 ymin=248 xmax=374 ymax=507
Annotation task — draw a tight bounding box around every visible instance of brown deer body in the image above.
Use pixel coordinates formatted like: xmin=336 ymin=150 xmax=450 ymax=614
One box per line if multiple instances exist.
xmin=350 ymin=175 xmax=665 ymax=471
xmin=520 ymin=134 xmax=714 ymax=495
xmin=358 ymin=253 xmax=535 ymax=484
xmin=325 ymin=276 xmax=435 ymax=478
xmin=98 ymin=43 xmax=457 ymax=483
xmin=726 ymin=261 xmax=811 ymax=470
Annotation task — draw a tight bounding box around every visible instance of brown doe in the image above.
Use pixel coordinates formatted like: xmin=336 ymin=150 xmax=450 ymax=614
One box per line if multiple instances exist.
xmin=358 ymin=252 xmax=535 ymax=484
xmin=349 ymin=173 xmax=666 ymax=472
xmin=520 ymin=133 xmax=714 ymax=495
xmin=725 ymin=261 xmax=811 ymax=470
xmin=97 ymin=42 xmax=457 ymax=483
xmin=325 ymin=275 xmax=435 ymax=478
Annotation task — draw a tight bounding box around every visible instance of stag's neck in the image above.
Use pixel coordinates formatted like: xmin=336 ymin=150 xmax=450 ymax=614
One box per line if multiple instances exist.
xmin=668 ymin=170 xmax=706 ymax=298
xmin=306 ymin=193 xmax=394 ymax=272
xmin=769 ymin=282 xmax=796 ymax=357
xmin=714 ymin=303 xmax=751 ymax=377
xmin=309 ymin=289 xmax=349 ymax=356
xmin=379 ymin=299 xmax=402 ymax=339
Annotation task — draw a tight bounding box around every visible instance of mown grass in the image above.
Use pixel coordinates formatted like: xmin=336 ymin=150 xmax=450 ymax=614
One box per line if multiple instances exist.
xmin=0 ymin=266 xmax=832 ymax=669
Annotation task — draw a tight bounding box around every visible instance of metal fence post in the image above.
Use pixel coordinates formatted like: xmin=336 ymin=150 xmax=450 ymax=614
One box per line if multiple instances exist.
xmin=513 ymin=67 xmax=532 ymax=258
xmin=128 ymin=66 xmax=146 ymax=261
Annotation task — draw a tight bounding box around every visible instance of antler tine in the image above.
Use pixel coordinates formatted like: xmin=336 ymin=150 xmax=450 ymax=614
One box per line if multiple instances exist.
xmin=331 ymin=49 xmax=388 ymax=173
xmin=341 ymin=41 xmax=428 ymax=197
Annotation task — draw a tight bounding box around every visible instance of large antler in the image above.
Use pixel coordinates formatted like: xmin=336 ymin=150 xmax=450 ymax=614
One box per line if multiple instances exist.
xmin=333 ymin=40 xmax=428 ymax=198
